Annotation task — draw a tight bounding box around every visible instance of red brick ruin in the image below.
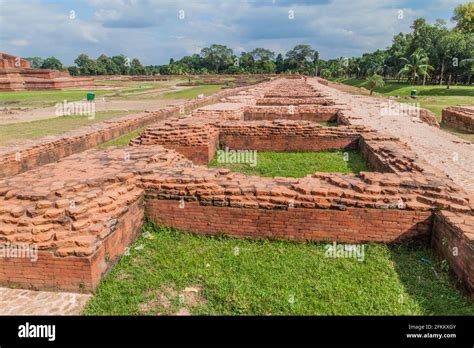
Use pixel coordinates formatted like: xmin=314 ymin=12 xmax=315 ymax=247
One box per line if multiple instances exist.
xmin=442 ymin=106 xmax=474 ymax=133
xmin=0 ymin=53 xmax=93 ymax=91
xmin=0 ymin=77 xmax=472 ymax=297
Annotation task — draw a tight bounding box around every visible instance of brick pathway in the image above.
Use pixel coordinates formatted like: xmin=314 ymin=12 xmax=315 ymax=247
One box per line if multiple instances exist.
xmin=0 ymin=287 xmax=91 ymax=315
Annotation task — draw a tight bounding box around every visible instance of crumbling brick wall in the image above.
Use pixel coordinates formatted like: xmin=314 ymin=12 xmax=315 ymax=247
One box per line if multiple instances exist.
xmin=442 ymin=106 xmax=474 ymax=133
xmin=432 ymin=211 xmax=474 ymax=297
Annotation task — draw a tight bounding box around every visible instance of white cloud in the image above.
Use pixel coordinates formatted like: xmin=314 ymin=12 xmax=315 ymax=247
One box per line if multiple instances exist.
xmin=0 ymin=0 xmax=461 ymax=65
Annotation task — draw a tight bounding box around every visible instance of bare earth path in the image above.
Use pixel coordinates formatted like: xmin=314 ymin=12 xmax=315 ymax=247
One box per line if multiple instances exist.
xmin=309 ymin=78 xmax=474 ymax=192
xmin=0 ymin=287 xmax=90 ymax=315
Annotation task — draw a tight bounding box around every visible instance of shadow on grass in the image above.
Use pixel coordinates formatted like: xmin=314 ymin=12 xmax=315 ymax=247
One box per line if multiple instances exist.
xmin=389 ymin=242 xmax=474 ymax=315
xmin=417 ymin=88 xmax=474 ymax=97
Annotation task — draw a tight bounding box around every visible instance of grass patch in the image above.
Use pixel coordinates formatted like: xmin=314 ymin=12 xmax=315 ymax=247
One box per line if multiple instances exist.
xmin=84 ymin=223 xmax=474 ymax=316
xmin=318 ymin=121 xmax=338 ymax=127
xmin=0 ymin=110 xmax=138 ymax=147
xmin=0 ymin=90 xmax=111 ymax=108
xmin=208 ymin=150 xmax=368 ymax=178
xmin=333 ymin=78 xmax=474 ymax=97
xmin=98 ymin=127 xmax=146 ymax=148
xmin=161 ymin=85 xmax=224 ymax=100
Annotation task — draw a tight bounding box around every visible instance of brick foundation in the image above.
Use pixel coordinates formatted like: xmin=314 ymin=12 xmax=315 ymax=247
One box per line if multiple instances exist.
xmin=220 ymin=134 xmax=358 ymax=152
xmin=432 ymin=211 xmax=474 ymax=296
xmin=442 ymin=106 xmax=474 ymax=133
xmin=0 ymin=77 xmax=472 ymax=296
xmin=146 ymin=200 xmax=432 ymax=243
xmin=0 ymin=197 xmax=144 ymax=292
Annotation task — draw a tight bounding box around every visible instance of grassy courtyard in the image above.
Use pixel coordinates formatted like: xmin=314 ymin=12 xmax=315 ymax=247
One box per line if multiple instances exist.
xmin=84 ymin=223 xmax=474 ymax=316
xmin=160 ymin=85 xmax=224 ymax=99
xmin=208 ymin=150 xmax=369 ymax=178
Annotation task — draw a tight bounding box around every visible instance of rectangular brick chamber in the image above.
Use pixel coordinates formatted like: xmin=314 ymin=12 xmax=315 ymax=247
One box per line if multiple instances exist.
xmin=219 ymin=129 xmax=359 ymax=153
xmin=0 ymin=198 xmax=145 ymax=292
xmin=1 ymin=77 xmax=472 ymax=296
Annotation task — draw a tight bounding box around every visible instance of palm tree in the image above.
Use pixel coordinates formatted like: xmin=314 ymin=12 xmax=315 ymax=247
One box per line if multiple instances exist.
xmin=398 ymin=48 xmax=434 ymax=85
xmin=366 ymin=74 xmax=385 ymax=95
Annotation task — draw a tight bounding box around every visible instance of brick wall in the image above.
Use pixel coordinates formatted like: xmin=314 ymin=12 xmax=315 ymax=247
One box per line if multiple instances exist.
xmin=146 ymin=199 xmax=433 ymax=243
xmin=243 ymin=106 xmax=339 ymax=122
xmin=0 ymin=196 xmax=145 ymax=292
xmin=221 ymin=134 xmax=358 ymax=152
xmin=442 ymin=106 xmax=474 ymax=133
xmin=432 ymin=211 xmax=474 ymax=297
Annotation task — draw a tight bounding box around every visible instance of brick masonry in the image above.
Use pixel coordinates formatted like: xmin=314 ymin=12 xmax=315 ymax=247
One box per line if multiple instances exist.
xmin=0 ymin=82 xmax=267 ymax=178
xmin=432 ymin=211 xmax=474 ymax=297
xmin=0 ymin=77 xmax=472 ymax=295
xmin=147 ymin=200 xmax=433 ymax=243
xmin=442 ymin=106 xmax=474 ymax=133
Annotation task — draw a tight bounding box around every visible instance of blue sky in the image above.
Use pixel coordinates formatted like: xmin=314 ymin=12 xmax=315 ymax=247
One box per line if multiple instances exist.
xmin=0 ymin=0 xmax=464 ymax=66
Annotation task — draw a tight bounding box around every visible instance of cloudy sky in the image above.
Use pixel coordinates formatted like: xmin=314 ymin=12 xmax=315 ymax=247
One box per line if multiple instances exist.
xmin=0 ymin=0 xmax=465 ymax=65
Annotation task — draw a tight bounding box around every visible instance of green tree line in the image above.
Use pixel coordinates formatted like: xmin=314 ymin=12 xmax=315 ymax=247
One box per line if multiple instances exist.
xmin=26 ymin=3 xmax=473 ymax=86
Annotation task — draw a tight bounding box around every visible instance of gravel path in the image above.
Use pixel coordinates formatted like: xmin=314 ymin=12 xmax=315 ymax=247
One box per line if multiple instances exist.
xmin=309 ymin=78 xmax=474 ymax=192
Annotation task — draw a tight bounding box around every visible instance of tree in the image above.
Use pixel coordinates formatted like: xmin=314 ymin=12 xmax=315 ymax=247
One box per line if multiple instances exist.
xmin=41 ymin=57 xmax=63 ymax=70
xmin=68 ymin=66 xmax=79 ymax=76
xmin=398 ymin=48 xmax=433 ymax=84
xmin=111 ymin=55 xmax=130 ymax=75
xmin=320 ymin=69 xmax=331 ymax=79
xmin=249 ymin=48 xmax=275 ymax=62
xmin=452 ymin=3 xmax=474 ymax=33
xmin=285 ymin=44 xmax=315 ymax=73
xmin=74 ymin=54 xmax=97 ymax=75
xmin=461 ymin=58 xmax=474 ymax=84
xmin=437 ymin=31 xmax=468 ymax=86
xmin=239 ymin=52 xmax=255 ymax=72
xmin=130 ymin=58 xmax=145 ymax=75
xmin=200 ymin=44 xmax=234 ymax=73
xmin=313 ymin=51 xmax=320 ymax=76
xmin=275 ymin=53 xmax=285 ymax=73
xmin=25 ymin=57 xmax=43 ymax=68
xmin=365 ymin=74 xmax=385 ymax=95
xmin=97 ymin=54 xmax=120 ymax=75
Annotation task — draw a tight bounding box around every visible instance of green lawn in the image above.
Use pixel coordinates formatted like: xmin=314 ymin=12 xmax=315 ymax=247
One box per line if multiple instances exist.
xmin=84 ymin=223 xmax=474 ymax=316
xmin=333 ymin=78 xmax=474 ymax=97
xmin=0 ymin=110 xmax=138 ymax=147
xmin=0 ymin=89 xmax=111 ymax=108
xmin=161 ymin=85 xmax=224 ymax=99
xmin=319 ymin=121 xmax=338 ymax=127
xmin=208 ymin=150 xmax=369 ymax=178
